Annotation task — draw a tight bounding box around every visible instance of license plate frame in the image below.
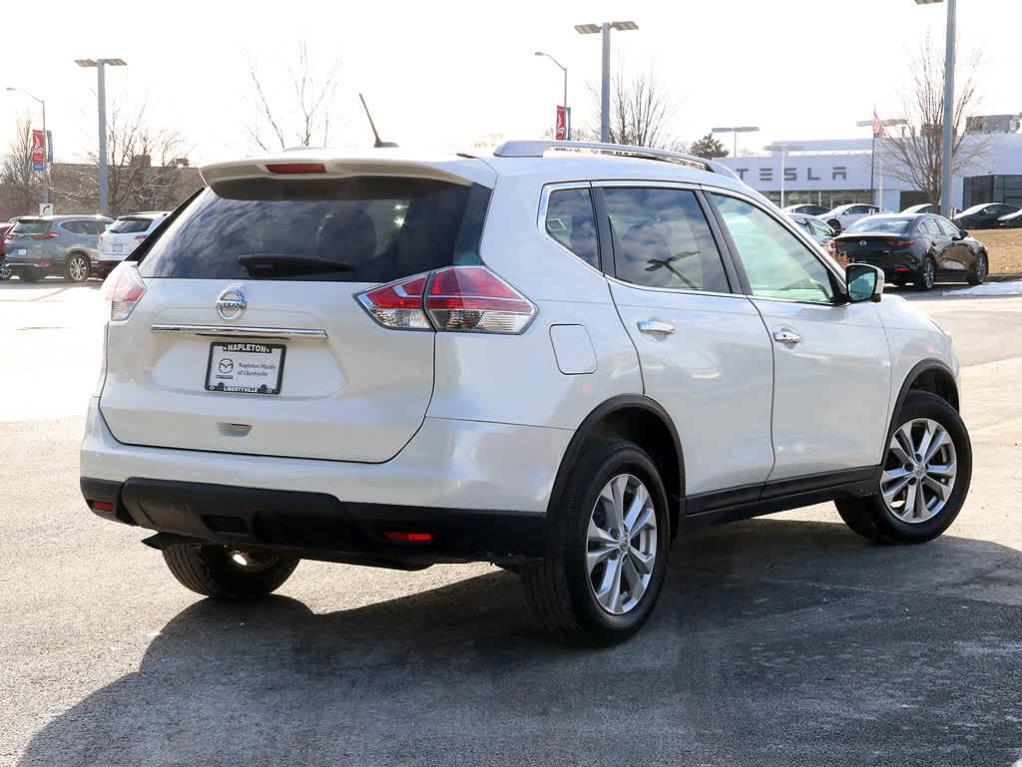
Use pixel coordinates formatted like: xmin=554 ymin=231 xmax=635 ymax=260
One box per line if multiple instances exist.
xmin=205 ymin=341 xmax=286 ymax=395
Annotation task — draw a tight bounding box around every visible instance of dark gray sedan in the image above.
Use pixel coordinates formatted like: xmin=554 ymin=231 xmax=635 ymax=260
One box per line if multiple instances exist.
xmin=4 ymin=215 xmax=112 ymax=282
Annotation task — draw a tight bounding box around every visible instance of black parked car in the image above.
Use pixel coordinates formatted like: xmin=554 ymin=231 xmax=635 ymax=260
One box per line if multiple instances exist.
xmin=953 ymin=202 xmax=1020 ymax=230
xmin=996 ymin=209 xmax=1022 ymax=228
xmin=834 ymin=214 xmax=988 ymax=291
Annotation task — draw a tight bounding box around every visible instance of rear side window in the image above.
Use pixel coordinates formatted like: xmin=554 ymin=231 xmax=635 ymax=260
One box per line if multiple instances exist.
xmin=139 ymin=177 xmax=491 ymax=282
xmin=61 ymin=221 xmax=83 ymax=234
xmin=110 ymin=217 xmax=154 ymax=234
xmin=604 ymin=187 xmax=729 ymax=293
xmin=544 ymin=188 xmax=599 ymax=269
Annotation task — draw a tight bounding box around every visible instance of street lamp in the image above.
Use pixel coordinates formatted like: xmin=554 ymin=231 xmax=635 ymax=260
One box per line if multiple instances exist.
xmin=5 ymin=87 xmax=50 ymax=207
xmin=75 ymin=57 xmax=127 ymax=216
xmin=764 ymin=143 xmax=805 ymax=208
xmin=711 ymin=126 xmax=760 ymax=158
xmin=534 ymin=51 xmax=570 ymax=140
xmin=575 ymin=21 xmax=638 ymax=143
xmin=855 ymin=116 xmax=908 ymax=207
xmin=914 ymin=0 xmax=956 ymax=217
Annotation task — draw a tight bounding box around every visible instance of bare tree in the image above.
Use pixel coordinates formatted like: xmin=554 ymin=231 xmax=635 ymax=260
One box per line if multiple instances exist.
xmin=881 ymin=37 xmax=988 ymax=208
xmin=0 ymin=118 xmax=42 ymax=214
xmin=248 ymin=43 xmax=341 ymax=151
xmin=67 ymin=104 xmax=189 ymax=216
xmin=583 ymin=67 xmax=678 ymax=149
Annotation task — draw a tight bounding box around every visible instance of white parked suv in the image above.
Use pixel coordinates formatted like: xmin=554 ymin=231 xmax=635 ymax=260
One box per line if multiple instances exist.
xmin=95 ymin=211 xmax=169 ymax=278
xmin=823 ymin=203 xmax=884 ymax=233
xmin=81 ymin=141 xmax=972 ymax=644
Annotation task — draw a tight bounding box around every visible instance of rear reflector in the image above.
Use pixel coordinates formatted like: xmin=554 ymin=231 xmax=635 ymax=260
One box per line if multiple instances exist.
xmin=358 ymin=266 xmax=536 ymax=334
xmin=102 ymin=262 xmax=146 ymax=321
xmin=88 ymin=500 xmax=114 ymax=513
xmin=265 ymin=162 xmax=326 ymax=174
xmin=383 ymin=531 xmax=434 ymax=543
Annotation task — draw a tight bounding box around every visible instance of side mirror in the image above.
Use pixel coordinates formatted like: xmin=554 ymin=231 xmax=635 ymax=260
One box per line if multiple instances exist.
xmin=844 ymin=263 xmax=884 ymax=304
xmin=957 ymin=230 xmax=969 ymax=239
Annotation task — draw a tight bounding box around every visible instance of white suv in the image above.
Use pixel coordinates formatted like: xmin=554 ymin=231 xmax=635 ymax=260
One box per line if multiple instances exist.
xmin=81 ymin=141 xmax=972 ymax=644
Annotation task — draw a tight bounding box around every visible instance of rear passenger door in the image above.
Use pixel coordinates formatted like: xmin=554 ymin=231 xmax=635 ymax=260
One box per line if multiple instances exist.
xmin=595 ymin=184 xmax=776 ymax=497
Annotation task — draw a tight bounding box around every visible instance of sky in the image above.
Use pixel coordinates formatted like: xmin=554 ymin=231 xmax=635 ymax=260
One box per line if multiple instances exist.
xmin=1 ymin=0 xmax=1019 ymax=167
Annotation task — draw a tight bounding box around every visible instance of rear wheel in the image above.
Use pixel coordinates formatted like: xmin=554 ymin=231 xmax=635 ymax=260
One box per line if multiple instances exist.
xmin=967 ymin=252 xmax=988 ymax=285
xmin=162 ymin=544 xmax=299 ymax=599
xmin=915 ymin=257 xmax=936 ymax=291
xmin=836 ymin=391 xmax=971 ymax=544
xmin=520 ymin=439 xmax=670 ymax=645
xmin=65 ymin=252 xmax=91 ymax=283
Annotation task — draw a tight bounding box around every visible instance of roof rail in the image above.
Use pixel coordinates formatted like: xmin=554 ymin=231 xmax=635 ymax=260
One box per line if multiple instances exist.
xmin=493 ymin=140 xmax=738 ymax=179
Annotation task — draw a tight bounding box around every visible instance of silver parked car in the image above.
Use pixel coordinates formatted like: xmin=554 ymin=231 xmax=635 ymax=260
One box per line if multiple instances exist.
xmin=4 ymin=215 xmax=113 ymax=282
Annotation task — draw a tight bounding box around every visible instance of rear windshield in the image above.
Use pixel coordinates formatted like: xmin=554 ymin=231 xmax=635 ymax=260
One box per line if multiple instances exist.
xmin=138 ymin=177 xmax=491 ymax=282
xmin=110 ymin=217 xmax=155 ymax=234
xmin=10 ymin=219 xmax=48 ymax=236
xmin=845 ymin=217 xmax=911 ymax=234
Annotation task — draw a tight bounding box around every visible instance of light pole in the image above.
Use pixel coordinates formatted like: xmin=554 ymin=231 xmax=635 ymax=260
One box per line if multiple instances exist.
xmin=534 ymin=51 xmax=570 ymax=140
xmin=75 ymin=57 xmax=127 ymax=216
xmin=5 ymin=87 xmax=49 ymax=207
xmin=711 ymin=126 xmax=760 ymax=158
xmin=575 ymin=21 xmax=638 ymax=143
xmin=855 ymin=116 xmax=907 ymax=208
xmin=914 ymin=0 xmax=956 ymax=216
xmin=765 ymin=143 xmax=805 ymax=208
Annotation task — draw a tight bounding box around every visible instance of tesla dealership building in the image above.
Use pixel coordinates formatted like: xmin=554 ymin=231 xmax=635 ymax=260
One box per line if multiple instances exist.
xmin=716 ymin=129 xmax=1022 ymax=213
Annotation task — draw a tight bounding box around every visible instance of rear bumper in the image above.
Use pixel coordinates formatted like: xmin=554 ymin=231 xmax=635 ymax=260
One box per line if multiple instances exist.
xmin=80 ymin=398 xmax=570 ymax=561
xmin=81 ymin=477 xmax=547 ymax=563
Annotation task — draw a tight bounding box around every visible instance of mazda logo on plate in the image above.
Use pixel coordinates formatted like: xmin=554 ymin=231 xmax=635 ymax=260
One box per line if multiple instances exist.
xmin=218 ymin=358 xmax=234 ymax=374
xmin=216 ymin=287 xmax=247 ymax=321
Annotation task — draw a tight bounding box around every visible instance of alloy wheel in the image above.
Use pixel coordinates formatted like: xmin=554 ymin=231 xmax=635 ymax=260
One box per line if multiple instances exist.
xmin=68 ymin=255 xmax=89 ymax=282
xmin=975 ymin=255 xmax=988 ymax=282
xmin=880 ymin=418 xmax=957 ymax=523
xmin=586 ymin=474 xmax=658 ymax=615
xmin=921 ymin=260 xmax=935 ymax=290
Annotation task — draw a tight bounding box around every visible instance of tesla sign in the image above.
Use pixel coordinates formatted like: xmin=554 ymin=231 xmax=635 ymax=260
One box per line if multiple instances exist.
xmin=733 ymin=165 xmax=849 ymax=183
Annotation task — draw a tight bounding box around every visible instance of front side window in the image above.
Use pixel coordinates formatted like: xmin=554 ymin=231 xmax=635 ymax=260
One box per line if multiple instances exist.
xmin=544 ymin=187 xmax=599 ymax=269
xmin=935 ymin=217 xmax=960 ymax=237
xmin=919 ymin=218 xmax=940 ymax=236
xmin=712 ymin=194 xmax=835 ymax=304
xmin=603 ymin=187 xmax=729 ymax=292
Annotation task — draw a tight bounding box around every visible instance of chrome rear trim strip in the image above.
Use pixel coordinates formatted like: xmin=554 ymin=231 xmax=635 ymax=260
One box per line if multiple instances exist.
xmin=151 ymin=324 xmax=328 ymax=340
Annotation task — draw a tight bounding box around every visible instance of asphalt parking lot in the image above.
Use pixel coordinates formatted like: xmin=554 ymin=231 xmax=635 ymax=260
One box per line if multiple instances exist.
xmin=2 ymin=279 xmax=1021 ymax=766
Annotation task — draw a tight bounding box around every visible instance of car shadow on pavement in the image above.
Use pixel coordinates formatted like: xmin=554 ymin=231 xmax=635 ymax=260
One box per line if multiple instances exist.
xmin=17 ymin=517 xmax=1022 ymax=767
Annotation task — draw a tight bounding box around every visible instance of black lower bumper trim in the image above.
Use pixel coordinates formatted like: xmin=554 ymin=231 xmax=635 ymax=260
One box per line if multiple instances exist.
xmin=81 ymin=477 xmax=548 ymax=564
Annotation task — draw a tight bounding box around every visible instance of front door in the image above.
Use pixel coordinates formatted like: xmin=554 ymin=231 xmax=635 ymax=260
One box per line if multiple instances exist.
xmin=709 ymin=193 xmax=892 ymax=481
xmin=599 ymin=185 xmax=775 ymax=496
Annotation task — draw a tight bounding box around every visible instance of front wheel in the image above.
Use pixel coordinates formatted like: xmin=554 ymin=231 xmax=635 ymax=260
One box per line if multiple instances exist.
xmin=162 ymin=544 xmax=299 ymax=599
xmin=520 ymin=439 xmax=670 ymax=645
xmin=836 ymin=391 xmax=971 ymax=544
xmin=967 ymin=252 xmax=988 ymax=285
xmin=65 ymin=253 xmax=91 ymax=283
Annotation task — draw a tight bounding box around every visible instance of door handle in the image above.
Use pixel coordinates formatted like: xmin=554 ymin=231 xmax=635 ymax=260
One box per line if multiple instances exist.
xmin=772 ymin=327 xmax=803 ymax=346
xmin=637 ymin=320 xmax=675 ymax=336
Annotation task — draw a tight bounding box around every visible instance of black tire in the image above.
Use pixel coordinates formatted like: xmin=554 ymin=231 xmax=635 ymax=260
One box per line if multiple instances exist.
xmin=162 ymin=544 xmax=299 ymax=599
xmin=915 ymin=257 xmax=937 ymax=291
xmin=65 ymin=252 xmax=91 ymax=283
xmin=967 ymin=252 xmax=988 ymax=285
xmin=520 ymin=439 xmax=671 ymax=645
xmin=828 ymin=219 xmax=842 ymax=232
xmin=836 ymin=391 xmax=971 ymax=544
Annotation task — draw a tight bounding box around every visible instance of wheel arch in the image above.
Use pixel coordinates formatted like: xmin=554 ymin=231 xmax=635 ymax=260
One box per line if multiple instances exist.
xmin=889 ymin=360 xmax=960 ymax=439
xmin=548 ymin=395 xmax=685 ymax=535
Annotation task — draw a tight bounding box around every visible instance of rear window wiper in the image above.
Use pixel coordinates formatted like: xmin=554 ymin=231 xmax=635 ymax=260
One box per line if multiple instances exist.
xmin=237 ymin=254 xmax=355 ymax=277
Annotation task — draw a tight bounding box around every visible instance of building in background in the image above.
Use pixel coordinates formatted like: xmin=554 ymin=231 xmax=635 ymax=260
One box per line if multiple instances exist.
xmin=718 ymin=121 xmax=1022 ymax=213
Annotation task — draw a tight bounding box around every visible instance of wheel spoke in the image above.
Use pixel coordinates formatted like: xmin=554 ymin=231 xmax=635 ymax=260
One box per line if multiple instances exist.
xmin=588 ymin=518 xmax=615 ymax=547
xmin=915 ymin=421 xmax=935 ymax=463
xmin=882 ymin=466 xmax=911 ymax=484
xmin=622 ymin=483 xmax=649 ymax=534
xmin=923 ymin=427 xmax=950 ymax=464
xmin=882 ymin=475 xmax=912 ymax=505
xmin=629 ymin=545 xmax=655 ymax=575
xmin=926 ymin=462 xmax=956 ymax=479
xmin=890 ymin=427 xmax=914 ymax=465
xmin=903 ymin=482 xmax=918 ymax=519
xmin=914 ymin=478 xmax=929 ymax=518
xmin=621 ymin=557 xmax=646 ymax=604
xmin=923 ymin=475 xmax=951 ymax=501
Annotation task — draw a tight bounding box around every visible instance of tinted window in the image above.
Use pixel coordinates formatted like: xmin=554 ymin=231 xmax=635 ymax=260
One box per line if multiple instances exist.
xmin=846 ymin=217 xmax=911 ymax=234
xmin=935 ymin=217 xmax=960 ymax=237
xmin=61 ymin=221 xmax=83 ymax=234
xmin=139 ymin=178 xmax=490 ymax=282
xmin=11 ymin=219 xmax=47 ymax=236
xmin=110 ymin=217 xmax=154 ymax=234
xmin=604 ymin=187 xmax=729 ymax=293
xmin=544 ymin=188 xmax=599 ymax=269
xmin=919 ymin=218 xmax=940 ymax=236
xmin=712 ymin=194 xmax=834 ymax=303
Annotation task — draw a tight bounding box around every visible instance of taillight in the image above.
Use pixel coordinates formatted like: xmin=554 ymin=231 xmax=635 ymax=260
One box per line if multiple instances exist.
xmin=266 ymin=162 xmax=326 ymax=174
xmin=357 ymin=266 xmax=537 ymax=334
xmin=31 ymin=232 xmax=59 ymax=240
xmin=102 ymin=262 xmax=146 ymax=321
xmin=884 ymin=238 xmax=915 ymax=249
xmin=135 ymin=235 xmax=147 ymax=241
xmin=358 ymin=274 xmax=430 ymax=330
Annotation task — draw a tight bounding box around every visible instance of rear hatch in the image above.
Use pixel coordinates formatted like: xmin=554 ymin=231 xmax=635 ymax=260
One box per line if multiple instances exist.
xmin=99 ymin=155 xmax=495 ymax=462
xmin=4 ymin=218 xmax=50 ymax=261
xmin=100 ymin=216 xmax=160 ymax=261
